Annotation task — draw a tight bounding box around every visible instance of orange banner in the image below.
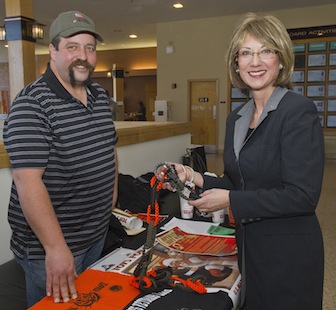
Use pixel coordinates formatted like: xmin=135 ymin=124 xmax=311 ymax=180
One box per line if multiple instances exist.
xmin=30 ymin=269 xmax=140 ymax=310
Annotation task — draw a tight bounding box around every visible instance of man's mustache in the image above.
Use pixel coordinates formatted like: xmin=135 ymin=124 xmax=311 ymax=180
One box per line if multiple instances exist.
xmin=69 ymin=59 xmax=94 ymax=71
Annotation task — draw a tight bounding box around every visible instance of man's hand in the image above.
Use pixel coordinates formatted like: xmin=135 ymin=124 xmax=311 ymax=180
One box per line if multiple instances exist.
xmin=45 ymin=246 xmax=78 ymax=303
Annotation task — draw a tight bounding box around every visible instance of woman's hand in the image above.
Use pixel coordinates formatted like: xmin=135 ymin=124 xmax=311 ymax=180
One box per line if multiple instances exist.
xmin=160 ymin=162 xmax=204 ymax=191
xmin=160 ymin=162 xmax=188 ymax=191
xmin=188 ymin=188 xmax=230 ymax=213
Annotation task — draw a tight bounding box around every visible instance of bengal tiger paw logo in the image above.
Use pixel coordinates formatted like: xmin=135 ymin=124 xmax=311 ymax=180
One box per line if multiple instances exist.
xmin=71 ymin=292 xmax=100 ymax=307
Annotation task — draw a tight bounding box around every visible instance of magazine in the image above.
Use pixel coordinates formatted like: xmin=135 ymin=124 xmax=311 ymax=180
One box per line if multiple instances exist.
xmin=156 ymin=226 xmax=237 ymax=256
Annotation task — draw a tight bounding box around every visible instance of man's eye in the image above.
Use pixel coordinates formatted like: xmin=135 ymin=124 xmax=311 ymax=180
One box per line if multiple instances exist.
xmin=86 ymin=46 xmax=96 ymax=53
xmin=67 ymin=45 xmax=77 ymax=50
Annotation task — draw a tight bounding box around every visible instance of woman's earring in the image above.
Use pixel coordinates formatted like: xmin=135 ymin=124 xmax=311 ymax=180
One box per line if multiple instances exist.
xmin=235 ymin=68 xmax=240 ymax=73
xmin=279 ymin=64 xmax=284 ymax=70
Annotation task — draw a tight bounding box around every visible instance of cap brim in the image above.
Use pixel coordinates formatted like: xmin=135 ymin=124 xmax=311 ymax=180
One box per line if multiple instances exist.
xmin=60 ymin=27 xmax=104 ymax=42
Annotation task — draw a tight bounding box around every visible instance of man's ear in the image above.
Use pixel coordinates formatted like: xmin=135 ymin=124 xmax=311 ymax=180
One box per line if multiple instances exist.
xmin=49 ymin=43 xmax=56 ymax=61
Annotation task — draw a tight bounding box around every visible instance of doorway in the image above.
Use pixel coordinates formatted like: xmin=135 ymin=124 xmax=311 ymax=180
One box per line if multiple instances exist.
xmin=189 ymin=80 xmax=218 ymax=153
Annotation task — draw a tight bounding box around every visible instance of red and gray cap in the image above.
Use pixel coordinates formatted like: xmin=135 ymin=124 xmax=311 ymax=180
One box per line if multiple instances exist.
xmin=49 ymin=11 xmax=103 ymax=42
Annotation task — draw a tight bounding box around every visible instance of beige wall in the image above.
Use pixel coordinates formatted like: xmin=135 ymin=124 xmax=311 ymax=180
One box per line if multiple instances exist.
xmin=156 ymin=4 xmax=336 ymax=152
xmin=36 ymin=47 xmax=157 ymax=76
xmin=35 ymin=47 xmax=158 ymax=116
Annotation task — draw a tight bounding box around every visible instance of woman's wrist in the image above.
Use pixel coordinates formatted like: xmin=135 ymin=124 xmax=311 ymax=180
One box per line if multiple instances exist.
xmin=180 ymin=164 xmax=195 ymax=183
xmin=180 ymin=164 xmax=187 ymax=180
xmin=185 ymin=166 xmax=195 ymax=183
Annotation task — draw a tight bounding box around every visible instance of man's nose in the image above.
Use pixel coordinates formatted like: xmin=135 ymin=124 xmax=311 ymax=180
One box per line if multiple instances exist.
xmin=76 ymin=47 xmax=88 ymax=60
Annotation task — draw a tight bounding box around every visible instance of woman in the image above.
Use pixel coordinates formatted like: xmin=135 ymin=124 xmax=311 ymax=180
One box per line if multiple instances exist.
xmin=165 ymin=13 xmax=324 ymax=309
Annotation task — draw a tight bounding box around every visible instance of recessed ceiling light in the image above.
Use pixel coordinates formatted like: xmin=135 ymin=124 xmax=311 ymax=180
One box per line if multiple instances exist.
xmin=173 ymin=3 xmax=184 ymax=9
xmin=129 ymin=34 xmax=138 ymax=39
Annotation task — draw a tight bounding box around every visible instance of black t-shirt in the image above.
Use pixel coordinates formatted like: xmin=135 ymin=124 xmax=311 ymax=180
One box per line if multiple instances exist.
xmin=124 ymin=288 xmax=233 ymax=310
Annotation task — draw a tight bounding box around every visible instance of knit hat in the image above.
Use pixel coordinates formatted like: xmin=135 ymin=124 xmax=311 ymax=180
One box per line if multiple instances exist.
xmin=49 ymin=11 xmax=103 ymax=42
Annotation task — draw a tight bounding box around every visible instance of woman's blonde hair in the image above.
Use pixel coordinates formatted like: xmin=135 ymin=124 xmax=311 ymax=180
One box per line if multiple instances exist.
xmin=226 ymin=12 xmax=294 ymax=95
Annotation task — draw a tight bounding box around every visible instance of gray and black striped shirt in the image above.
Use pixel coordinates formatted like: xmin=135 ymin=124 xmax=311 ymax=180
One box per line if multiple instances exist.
xmin=3 ymin=64 xmax=118 ymax=259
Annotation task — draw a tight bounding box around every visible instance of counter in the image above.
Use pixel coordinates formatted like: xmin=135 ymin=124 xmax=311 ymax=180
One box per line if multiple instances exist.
xmin=0 ymin=121 xmax=192 ymax=169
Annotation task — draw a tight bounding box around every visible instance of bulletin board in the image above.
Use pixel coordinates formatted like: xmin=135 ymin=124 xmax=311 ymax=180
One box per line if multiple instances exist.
xmin=227 ymin=24 xmax=336 ymax=133
xmin=292 ymin=37 xmax=336 ymax=131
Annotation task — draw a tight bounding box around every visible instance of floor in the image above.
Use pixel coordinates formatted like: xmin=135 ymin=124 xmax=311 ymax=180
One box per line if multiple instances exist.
xmin=205 ymin=153 xmax=336 ymax=310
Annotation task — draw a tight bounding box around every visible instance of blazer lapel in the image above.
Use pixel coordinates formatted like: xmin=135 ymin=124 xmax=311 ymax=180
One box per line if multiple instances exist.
xmin=233 ymin=87 xmax=289 ymax=158
xmin=234 ymin=100 xmax=254 ymax=158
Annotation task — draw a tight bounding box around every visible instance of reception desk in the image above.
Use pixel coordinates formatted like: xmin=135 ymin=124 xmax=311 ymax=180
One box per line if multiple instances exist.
xmin=113 ymin=121 xmax=192 ymax=176
xmin=0 ymin=121 xmax=191 ymax=170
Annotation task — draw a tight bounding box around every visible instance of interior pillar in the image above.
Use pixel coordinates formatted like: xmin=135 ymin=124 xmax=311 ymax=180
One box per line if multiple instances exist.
xmin=5 ymin=0 xmax=36 ymax=104
xmin=113 ymin=63 xmax=125 ymax=120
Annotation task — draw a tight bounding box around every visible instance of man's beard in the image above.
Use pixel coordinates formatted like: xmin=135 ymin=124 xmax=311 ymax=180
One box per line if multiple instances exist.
xmin=69 ymin=59 xmax=94 ymax=87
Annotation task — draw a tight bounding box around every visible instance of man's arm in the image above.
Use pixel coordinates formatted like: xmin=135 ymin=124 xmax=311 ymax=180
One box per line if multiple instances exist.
xmin=12 ymin=168 xmax=77 ymax=303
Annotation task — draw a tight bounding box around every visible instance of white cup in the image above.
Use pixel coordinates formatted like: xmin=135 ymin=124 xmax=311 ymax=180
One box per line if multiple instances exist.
xmin=180 ymin=198 xmax=194 ymax=219
xmin=179 ymin=182 xmax=194 ymax=219
xmin=212 ymin=209 xmax=225 ymax=223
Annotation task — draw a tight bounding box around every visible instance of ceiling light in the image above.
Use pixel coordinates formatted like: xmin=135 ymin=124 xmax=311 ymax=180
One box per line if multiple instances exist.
xmin=173 ymin=3 xmax=184 ymax=9
xmin=129 ymin=34 xmax=138 ymax=39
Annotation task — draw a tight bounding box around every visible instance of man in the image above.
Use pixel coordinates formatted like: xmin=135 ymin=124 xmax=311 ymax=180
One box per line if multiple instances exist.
xmin=3 ymin=11 xmax=118 ymax=307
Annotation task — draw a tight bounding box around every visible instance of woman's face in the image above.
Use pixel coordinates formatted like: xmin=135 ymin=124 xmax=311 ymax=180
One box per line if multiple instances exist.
xmin=237 ymin=34 xmax=281 ymax=96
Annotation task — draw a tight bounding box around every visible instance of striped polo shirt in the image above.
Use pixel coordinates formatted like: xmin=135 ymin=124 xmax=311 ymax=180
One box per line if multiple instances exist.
xmin=3 ymin=64 xmax=118 ymax=259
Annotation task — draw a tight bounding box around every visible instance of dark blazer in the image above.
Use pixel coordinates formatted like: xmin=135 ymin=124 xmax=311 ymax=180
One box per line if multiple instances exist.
xmin=203 ymin=87 xmax=324 ymax=310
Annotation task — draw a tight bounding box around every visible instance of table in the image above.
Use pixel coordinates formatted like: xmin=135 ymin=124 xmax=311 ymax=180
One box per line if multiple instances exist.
xmin=30 ymin=193 xmax=240 ymax=309
xmin=97 ymin=194 xmax=237 ymax=310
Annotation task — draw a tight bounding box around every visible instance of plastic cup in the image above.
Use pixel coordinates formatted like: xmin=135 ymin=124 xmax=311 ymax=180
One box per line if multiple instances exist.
xmin=179 ymin=198 xmax=194 ymax=219
xmin=212 ymin=209 xmax=225 ymax=223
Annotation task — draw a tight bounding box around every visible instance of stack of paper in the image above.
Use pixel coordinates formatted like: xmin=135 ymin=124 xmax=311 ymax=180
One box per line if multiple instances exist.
xmin=160 ymin=217 xmax=219 ymax=235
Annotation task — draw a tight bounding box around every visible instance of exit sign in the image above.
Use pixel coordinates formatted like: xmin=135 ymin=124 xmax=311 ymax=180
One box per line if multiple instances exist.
xmin=199 ymin=97 xmax=209 ymax=102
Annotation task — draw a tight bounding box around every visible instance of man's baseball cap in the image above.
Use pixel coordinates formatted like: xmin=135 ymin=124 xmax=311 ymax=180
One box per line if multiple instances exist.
xmin=49 ymin=11 xmax=103 ymax=42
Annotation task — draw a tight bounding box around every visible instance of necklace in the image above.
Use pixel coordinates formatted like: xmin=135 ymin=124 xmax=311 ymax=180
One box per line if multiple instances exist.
xmin=130 ymin=163 xmax=206 ymax=294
